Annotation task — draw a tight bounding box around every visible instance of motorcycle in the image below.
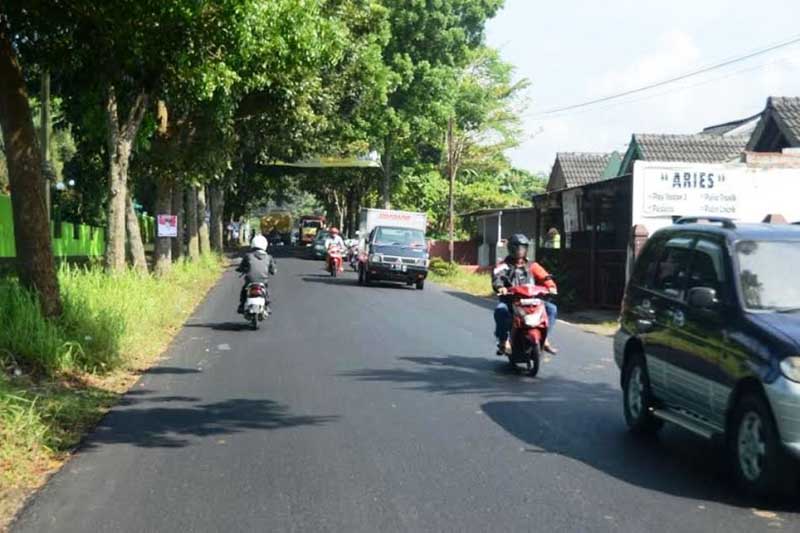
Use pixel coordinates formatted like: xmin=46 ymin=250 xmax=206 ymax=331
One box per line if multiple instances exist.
xmin=347 ymin=242 xmax=360 ymax=272
xmin=243 ymin=282 xmax=269 ymax=330
xmin=327 ymin=245 xmax=344 ymax=277
xmin=505 ymin=284 xmax=552 ymax=376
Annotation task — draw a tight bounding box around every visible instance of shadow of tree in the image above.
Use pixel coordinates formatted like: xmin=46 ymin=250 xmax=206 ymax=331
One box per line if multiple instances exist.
xmin=84 ymin=397 xmax=338 ymax=450
xmin=441 ymin=290 xmax=496 ymax=311
xmin=184 ymin=322 xmax=254 ymax=332
xmin=139 ymin=366 xmax=202 ymax=375
xmin=340 ymin=354 xmax=798 ymax=509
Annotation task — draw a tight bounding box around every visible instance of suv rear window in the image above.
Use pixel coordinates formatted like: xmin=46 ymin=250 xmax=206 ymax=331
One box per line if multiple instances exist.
xmin=737 ymin=240 xmax=800 ymax=311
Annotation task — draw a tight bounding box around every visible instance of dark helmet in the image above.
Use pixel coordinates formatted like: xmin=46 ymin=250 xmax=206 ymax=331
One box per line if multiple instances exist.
xmin=509 ymin=234 xmax=530 ymax=257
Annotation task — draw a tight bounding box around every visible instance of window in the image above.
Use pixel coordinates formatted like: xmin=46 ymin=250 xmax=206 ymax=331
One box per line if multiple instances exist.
xmin=649 ymin=236 xmax=694 ymax=299
xmin=632 ymin=234 xmax=667 ymax=288
xmin=687 ymin=238 xmax=727 ymax=296
xmin=374 ymin=227 xmax=426 ymax=247
xmin=737 ymin=240 xmax=800 ymax=311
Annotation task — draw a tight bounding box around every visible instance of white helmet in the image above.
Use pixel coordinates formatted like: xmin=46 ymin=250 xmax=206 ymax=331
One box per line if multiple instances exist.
xmin=251 ymin=235 xmax=268 ymax=251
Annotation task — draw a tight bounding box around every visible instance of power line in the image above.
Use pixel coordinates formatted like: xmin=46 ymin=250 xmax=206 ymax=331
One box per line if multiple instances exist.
xmin=528 ymin=33 xmax=800 ymax=118
xmin=537 ymin=54 xmax=794 ymax=121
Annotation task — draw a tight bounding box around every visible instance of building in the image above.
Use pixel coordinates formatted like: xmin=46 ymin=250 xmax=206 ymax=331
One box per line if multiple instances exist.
xmin=747 ymin=96 xmax=800 ymax=152
xmin=530 ymin=96 xmax=798 ymax=308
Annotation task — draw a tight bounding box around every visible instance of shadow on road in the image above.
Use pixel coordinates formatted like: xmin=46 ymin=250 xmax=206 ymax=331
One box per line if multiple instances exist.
xmin=441 ymin=291 xmax=496 ymax=311
xmin=184 ymin=322 xmax=254 ymax=332
xmin=140 ymin=366 xmax=203 ymax=375
xmin=301 ymin=276 xmax=360 ymax=287
xmin=341 ymin=353 xmax=798 ymax=510
xmin=83 ymin=397 xmax=338 ymax=450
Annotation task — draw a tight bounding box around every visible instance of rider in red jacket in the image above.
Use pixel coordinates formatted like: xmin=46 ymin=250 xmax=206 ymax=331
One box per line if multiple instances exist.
xmin=492 ymin=234 xmax=558 ymax=355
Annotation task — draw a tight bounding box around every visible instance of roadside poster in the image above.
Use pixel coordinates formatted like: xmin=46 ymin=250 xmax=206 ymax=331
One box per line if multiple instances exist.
xmin=157 ymin=215 xmax=178 ymax=237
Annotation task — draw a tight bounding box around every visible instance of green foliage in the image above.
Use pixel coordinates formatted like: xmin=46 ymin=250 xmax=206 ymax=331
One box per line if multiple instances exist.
xmin=429 ymin=257 xmax=459 ymax=276
xmin=0 ymin=256 xmax=222 ymax=376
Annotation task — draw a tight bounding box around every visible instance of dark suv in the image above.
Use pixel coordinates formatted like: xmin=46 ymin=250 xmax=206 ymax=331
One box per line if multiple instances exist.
xmin=615 ymin=217 xmax=800 ymax=495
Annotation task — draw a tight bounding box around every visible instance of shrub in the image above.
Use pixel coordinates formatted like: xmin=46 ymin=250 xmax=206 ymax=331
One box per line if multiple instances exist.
xmin=428 ymin=257 xmax=459 ymax=277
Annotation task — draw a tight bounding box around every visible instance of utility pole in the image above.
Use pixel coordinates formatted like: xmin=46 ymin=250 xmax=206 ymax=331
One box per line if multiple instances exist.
xmin=40 ymin=70 xmax=51 ymax=220
xmin=447 ymin=117 xmax=455 ymax=264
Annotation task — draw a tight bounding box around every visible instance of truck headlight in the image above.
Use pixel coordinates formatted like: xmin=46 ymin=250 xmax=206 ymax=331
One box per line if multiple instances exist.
xmin=369 ymin=254 xmax=382 ymax=264
xmin=416 ymin=257 xmax=427 ymax=266
xmin=780 ymin=357 xmax=800 ymax=382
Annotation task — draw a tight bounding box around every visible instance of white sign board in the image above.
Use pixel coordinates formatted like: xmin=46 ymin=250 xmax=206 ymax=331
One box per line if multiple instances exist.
xmin=157 ymin=215 xmax=178 ymax=238
xmin=632 ymin=160 xmax=800 ymax=235
xmin=640 ymin=166 xmax=739 ymax=218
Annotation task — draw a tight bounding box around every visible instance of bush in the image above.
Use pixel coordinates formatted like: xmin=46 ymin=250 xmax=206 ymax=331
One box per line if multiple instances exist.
xmin=428 ymin=257 xmax=459 ymax=277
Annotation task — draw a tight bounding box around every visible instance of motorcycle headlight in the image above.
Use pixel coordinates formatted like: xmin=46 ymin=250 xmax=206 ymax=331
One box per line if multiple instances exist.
xmin=780 ymin=357 xmax=800 ymax=382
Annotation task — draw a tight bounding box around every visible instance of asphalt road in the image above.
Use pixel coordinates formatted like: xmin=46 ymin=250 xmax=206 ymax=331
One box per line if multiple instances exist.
xmin=12 ymin=251 xmax=800 ymax=532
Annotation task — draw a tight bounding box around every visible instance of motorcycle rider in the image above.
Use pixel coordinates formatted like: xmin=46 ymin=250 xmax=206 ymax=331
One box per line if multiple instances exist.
xmin=492 ymin=234 xmax=559 ymax=355
xmin=236 ymin=234 xmax=276 ymax=314
xmin=324 ymin=227 xmax=346 ymax=272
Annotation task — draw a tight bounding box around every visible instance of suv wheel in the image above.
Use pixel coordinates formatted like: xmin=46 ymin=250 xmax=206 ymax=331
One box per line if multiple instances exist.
xmin=622 ymin=353 xmax=662 ymax=435
xmin=730 ymin=393 xmax=788 ymax=496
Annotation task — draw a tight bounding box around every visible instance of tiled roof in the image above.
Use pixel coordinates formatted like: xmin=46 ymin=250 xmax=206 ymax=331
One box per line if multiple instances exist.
xmin=554 ymin=152 xmax=612 ymax=188
xmin=632 ymin=133 xmax=748 ymax=163
xmin=766 ymin=96 xmax=800 ymax=145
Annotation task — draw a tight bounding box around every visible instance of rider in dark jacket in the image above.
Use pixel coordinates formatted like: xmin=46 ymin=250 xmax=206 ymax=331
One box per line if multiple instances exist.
xmin=492 ymin=234 xmax=558 ymax=355
xmin=237 ymin=235 xmax=276 ymax=314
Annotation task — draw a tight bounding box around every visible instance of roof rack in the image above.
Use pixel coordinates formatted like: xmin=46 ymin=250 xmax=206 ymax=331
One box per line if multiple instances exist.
xmin=674 ymin=216 xmax=736 ymax=229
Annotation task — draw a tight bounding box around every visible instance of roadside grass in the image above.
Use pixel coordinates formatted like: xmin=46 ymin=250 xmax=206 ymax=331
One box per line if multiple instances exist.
xmin=0 ymin=254 xmax=223 ymax=529
xmin=429 ymin=270 xmax=493 ymax=299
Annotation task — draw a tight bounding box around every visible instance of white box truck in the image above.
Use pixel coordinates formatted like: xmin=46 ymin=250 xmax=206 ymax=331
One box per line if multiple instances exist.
xmin=357 ymin=208 xmax=429 ymax=289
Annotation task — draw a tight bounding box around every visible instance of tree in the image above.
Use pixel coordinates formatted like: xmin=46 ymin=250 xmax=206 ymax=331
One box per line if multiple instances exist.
xmin=441 ymin=47 xmax=529 ymax=261
xmin=0 ymin=16 xmax=62 ymax=316
xmin=373 ymin=0 xmax=503 ymax=207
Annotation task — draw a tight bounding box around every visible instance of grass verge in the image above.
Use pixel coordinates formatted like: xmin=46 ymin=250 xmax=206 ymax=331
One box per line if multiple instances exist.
xmin=0 ymin=255 xmax=223 ymax=529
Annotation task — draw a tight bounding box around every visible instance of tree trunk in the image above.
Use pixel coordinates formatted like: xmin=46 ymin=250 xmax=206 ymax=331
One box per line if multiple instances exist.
xmin=0 ymin=22 xmax=62 ymax=317
xmin=381 ymin=134 xmax=392 ymax=209
xmin=125 ymin=193 xmax=148 ymax=273
xmin=185 ymin=186 xmax=200 ymax=260
xmin=197 ymin=186 xmax=210 ymax=254
xmin=103 ymin=85 xmax=147 ymax=272
xmin=209 ymin=185 xmax=224 ymax=252
xmin=153 ymin=179 xmax=173 ymax=276
xmin=171 ymin=183 xmax=184 ymax=261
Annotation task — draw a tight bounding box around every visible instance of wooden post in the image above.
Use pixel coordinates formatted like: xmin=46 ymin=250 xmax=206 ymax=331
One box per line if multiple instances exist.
xmin=588 ymin=194 xmax=597 ymax=307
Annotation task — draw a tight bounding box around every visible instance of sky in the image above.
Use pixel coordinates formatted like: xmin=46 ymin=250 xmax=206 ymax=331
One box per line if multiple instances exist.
xmin=485 ymin=0 xmax=800 ymax=174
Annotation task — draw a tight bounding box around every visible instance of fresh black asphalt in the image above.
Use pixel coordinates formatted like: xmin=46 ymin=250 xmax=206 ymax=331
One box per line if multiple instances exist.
xmin=12 ymin=251 xmax=800 ymax=532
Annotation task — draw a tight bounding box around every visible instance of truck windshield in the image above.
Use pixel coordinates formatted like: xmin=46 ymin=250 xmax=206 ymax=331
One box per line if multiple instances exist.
xmin=375 ymin=227 xmax=426 ymax=247
xmin=737 ymin=240 xmax=800 ymax=311
xmin=301 ymin=220 xmax=322 ymax=229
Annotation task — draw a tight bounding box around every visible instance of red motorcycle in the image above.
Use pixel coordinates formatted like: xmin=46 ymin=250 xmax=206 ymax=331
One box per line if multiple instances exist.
xmin=327 ymin=245 xmax=344 ymax=277
xmin=506 ymin=284 xmax=552 ymax=376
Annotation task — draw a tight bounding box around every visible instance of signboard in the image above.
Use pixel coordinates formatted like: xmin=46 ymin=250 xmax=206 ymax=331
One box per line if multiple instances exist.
xmin=640 ymin=165 xmax=740 ymax=218
xmin=157 ymin=215 xmax=178 ymax=238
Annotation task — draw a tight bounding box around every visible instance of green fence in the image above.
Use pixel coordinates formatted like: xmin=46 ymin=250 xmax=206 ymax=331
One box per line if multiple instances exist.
xmin=0 ymin=194 xmax=106 ymax=258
